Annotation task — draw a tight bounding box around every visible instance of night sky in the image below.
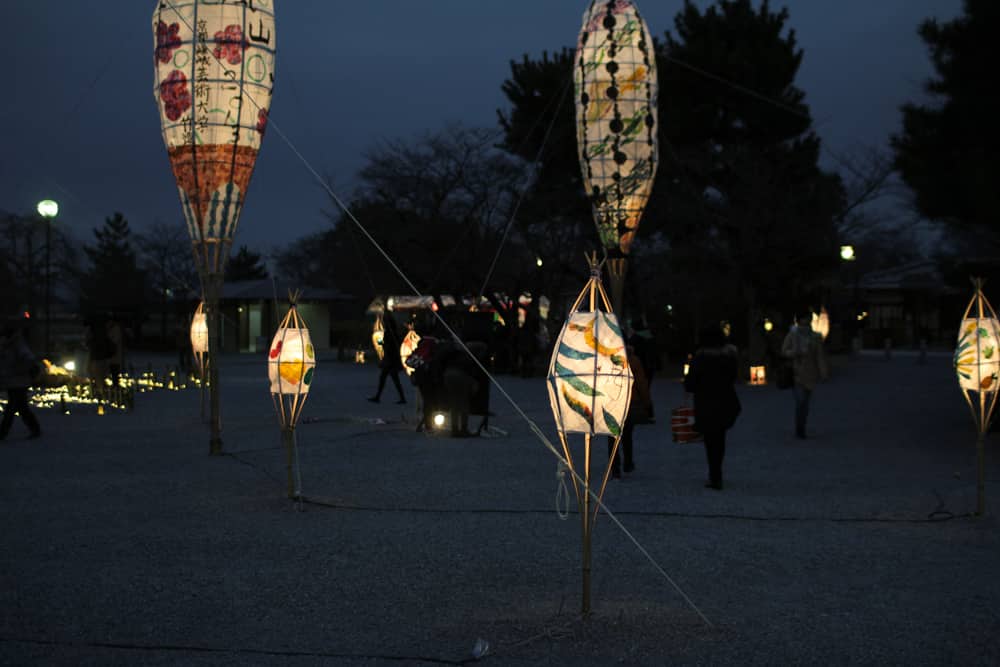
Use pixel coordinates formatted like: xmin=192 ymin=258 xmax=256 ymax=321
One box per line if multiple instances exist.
xmin=0 ymin=0 xmax=961 ymax=258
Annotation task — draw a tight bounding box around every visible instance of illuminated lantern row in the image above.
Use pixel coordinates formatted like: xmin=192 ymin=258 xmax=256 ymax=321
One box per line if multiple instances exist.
xmin=268 ymin=295 xmax=315 ymax=499
xmin=575 ymin=0 xmax=658 ymax=257
xmin=152 ymin=0 xmax=276 ymax=268
xmin=546 ymin=254 xmax=633 ymax=615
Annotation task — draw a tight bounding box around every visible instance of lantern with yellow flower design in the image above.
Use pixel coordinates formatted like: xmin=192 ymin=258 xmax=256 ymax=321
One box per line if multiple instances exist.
xmin=268 ymin=291 xmax=316 ymax=499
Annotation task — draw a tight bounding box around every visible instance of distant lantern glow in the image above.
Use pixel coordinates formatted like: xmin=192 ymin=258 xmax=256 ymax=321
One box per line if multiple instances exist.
xmin=763 ymin=319 xmax=774 ymax=332
xmin=750 ymin=365 xmax=766 ymax=386
xmin=399 ymin=328 xmax=421 ymax=377
xmin=811 ymin=307 xmax=830 ymax=341
xmin=372 ymin=314 xmax=385 ymax=362
xmin=536 ymin=257 xmax=544 ymax=267
xmin=63 ymin=360 xmax=76 ymax=373
xmin=190 ymin=301 xmax=209 ymax=375
xmin=433 ymin=413 xmax=446 ymax=428
xmin=840 ymin=245 xmax=856 ymax=261
xmin=37 ymin=200 xmax=58 ymax=218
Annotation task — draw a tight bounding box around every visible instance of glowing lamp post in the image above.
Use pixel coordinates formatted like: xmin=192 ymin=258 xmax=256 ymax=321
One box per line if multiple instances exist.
xmin=954 ymin=279 xmax=999 ymax=515
xmin=546 ymin=255 xmax=633 ymax=614
xmin=575 ymin=0 xmax=658 ymax=317
xmin=153 ymin=0 xmax=277 ymax=455
xmin=37 ymin=199 xmax=58 ymax=358
xmin=268 ymin=293 xmax=315 ymax=499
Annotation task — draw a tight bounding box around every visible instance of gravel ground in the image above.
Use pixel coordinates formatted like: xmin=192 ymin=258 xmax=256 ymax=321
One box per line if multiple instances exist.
xmin=1 ymin=351 xmax=998 ymax=665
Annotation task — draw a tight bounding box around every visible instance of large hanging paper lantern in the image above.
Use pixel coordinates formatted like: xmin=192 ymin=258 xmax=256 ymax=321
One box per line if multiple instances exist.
xmin=153 ymin=1 xmax=276 ymax=266
xmin=153 ymin=0 xmax=277 ymax=455
xmin=546 ymin=255 xmax=633 ymax=614
xmin=575 ymin=0 xmax=658 ymax=257
xmin=954 ymin=279 xmax=999 ymax=516
xmin=268 ymin=294 xmax=315 ymax=499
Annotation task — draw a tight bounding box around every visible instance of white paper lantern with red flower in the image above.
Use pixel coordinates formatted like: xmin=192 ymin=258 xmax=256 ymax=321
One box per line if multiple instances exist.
xmin=268 ymin=300 xmax=315 ymax=428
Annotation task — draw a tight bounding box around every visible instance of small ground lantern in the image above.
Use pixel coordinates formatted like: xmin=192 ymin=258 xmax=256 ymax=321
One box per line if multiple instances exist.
xmin=750 ymin=365 xmax=766 ymax=385
xmin=190 ymin=302 xmax=208 ymax=373
xmin=546 ymin=254 xmax=633 ymax=614
xmin=954 ymin=278 xmax=999 ymax=515
xmin=268 ymin=291 xmax=316 ymax=499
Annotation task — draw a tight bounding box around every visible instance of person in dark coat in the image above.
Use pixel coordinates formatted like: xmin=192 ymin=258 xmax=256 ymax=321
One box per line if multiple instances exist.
xmin=684 ymin=324 xmax=741 ymax=490
xmin=0 ymin=322 xmax=42 ymax=440
xmin=368 ymin=313 xmax=406 ymax=404
xmin=608 ymin=345 xmax=651 ymax=477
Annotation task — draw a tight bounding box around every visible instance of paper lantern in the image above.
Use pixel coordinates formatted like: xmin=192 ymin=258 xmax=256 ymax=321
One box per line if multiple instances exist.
xmin=954 ymin=278 xmax=999 ymax=516
xmin=811 ymin=307 xmax=830 ymax=341
xmin=400 ymin=329 xmax=421 ymax=377
xmin=190 ymin=301 xmax=208 ymax=357
xmin=750 ymin=366 xmax=766 ymax=386
xmin=268 ymin=294 xmax=315 ymax=499
xmin=575 ymin=0 xmax=658 ymax=257
xmin=154 ymin=1 xmax=276 ymax=454
xmin=153 ymin=1 xmax=276 ymax=261
xmin=546 ymin=255 xmax=633 ymax=614
xmin=372 ymin=314 xmax=385 ymax=362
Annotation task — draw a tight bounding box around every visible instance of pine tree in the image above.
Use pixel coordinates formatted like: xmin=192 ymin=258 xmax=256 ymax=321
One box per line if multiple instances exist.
xmin=81 ymin=212 xmax=147 ymax=329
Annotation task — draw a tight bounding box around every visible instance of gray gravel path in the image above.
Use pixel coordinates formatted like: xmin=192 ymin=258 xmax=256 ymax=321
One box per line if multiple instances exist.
xmin=1 ymin=352 xmax=998 ymax=665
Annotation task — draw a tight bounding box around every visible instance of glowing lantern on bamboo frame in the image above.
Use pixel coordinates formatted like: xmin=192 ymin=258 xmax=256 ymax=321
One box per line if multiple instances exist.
xmin=372 ymin=314 xmax=385 ymax=362
xmin=954 ymin=279 xmax=999 ymax=516
xmin=153 ymin=0 xmax=277 ymax=455
xmin=268 ymin=291 xmax=315 ymax=499
xmin=749 ymin=366 xmax=766 ymax=386
xmin=575 ymin=0 xmax=658 ymax=315
xmin=546 ymin=254 xmax=633 ymax=614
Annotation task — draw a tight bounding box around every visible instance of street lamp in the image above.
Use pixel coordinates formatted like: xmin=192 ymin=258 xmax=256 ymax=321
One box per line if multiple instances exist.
xmin=36 ymin=199 xmax=58 ymax=358
xmin=840 ymin=245 xmax=856 ymax=261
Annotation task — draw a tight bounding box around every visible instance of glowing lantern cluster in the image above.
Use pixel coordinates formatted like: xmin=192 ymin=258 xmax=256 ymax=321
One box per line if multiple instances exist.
xmin=575 ymin=0 xmax=658 ymax=257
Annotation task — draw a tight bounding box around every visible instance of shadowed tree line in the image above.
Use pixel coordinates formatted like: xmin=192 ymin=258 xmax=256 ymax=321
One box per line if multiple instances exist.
xmin=3 ymin=0 xmax=991 ymax=359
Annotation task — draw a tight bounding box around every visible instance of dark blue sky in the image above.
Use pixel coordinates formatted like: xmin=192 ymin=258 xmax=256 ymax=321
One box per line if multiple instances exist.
xmin=1 ymin=1 xmax=960 ymax=256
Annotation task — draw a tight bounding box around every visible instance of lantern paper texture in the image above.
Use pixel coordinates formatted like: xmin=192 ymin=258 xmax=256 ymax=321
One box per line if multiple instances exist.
xmin=575 ymin=0 xmax=658 ymax=255
xmin=955 ymin=317 xmax=1000 ymax=393
xmin=268 ymin=327 xmax=315 ymax=395
xmin=152 ymin=0 xmax=276 ymax=245
xmin=547 ymin=311 xmax=633 ymax=436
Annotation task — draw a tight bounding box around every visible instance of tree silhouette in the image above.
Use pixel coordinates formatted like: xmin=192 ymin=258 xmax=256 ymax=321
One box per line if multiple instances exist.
xmin=81 ymin=212 xmax=147 ymax=332
xmin=892 ymin=0 xmax=998 ymax=251
xmin=227 ymin=244 xmax=269 ymax=281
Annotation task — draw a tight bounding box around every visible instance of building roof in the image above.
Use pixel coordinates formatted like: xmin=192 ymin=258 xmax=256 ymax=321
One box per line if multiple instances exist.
xmin=221 ymin=279 xmax=350 ymax=302
xmin=858 ymin=260 xmax=946 ymax=292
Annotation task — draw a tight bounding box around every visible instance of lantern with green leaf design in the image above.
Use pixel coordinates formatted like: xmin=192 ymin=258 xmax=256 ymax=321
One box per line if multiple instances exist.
xmin=954 ymin=278 xmax=999 ymax=516
xmin=546 ymin=254 xmax=633 ymax=614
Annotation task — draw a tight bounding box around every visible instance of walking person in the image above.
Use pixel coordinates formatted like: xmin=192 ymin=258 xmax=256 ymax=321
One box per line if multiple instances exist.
xmin=0 ymin=321 xmax=42 ymax=441
xmin=684 ymin=324 xmax=741 ymax=490
xmin=367 ymin=313 xmax=406 ymax=404
xmin=781 ymin=310 xmax=828 ymax=439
